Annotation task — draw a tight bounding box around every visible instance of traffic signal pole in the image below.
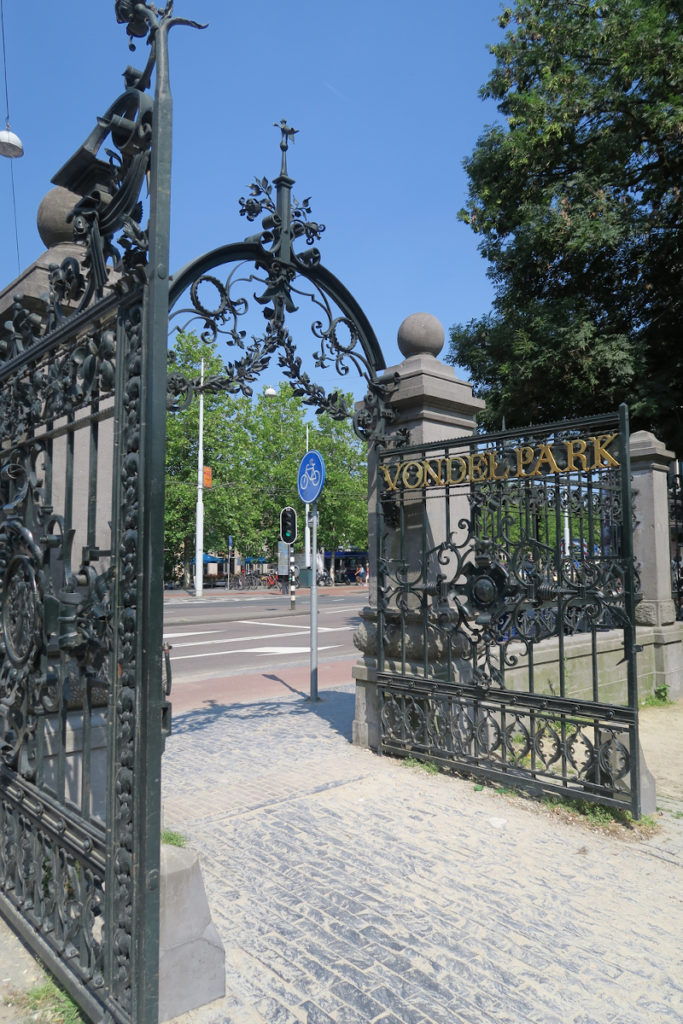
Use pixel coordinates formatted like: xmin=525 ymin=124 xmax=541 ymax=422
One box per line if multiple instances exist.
xmin=289 ymin=543 xmax=295 ymax=611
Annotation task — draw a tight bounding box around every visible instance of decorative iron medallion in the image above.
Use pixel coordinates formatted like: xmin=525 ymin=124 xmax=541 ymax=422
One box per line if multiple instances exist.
xmin=2 ymin=554 xmax=38 ymax=666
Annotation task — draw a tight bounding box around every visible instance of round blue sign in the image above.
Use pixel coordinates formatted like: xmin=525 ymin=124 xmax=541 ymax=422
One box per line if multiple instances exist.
xmin=297 ymin=450 xmax=325 ymax=503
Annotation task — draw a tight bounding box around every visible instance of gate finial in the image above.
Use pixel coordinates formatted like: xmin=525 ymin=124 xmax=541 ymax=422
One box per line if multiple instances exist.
xmin=274 ymin=119 xmax=298 ymax=178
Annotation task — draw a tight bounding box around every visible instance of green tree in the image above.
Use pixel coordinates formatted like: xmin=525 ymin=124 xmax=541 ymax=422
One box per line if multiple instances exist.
xmin=448 ymin=0 xmax=683 ymax=451
xmin=311 ymin=411 xmax=368 ymax=574
xmin=165 ymin=333 xmax=257 ymax=583
xmin=164 ymin=335 xmax=368 ymax=582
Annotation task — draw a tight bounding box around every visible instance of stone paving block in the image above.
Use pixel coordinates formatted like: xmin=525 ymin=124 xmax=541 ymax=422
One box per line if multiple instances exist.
xmin=329 ymin=979 xmax=387 ymax=1020
xmin=368 ymin=984 xmax=422 ymax=1021
xmin=373 ymin=1015 xmax=412 ymax=1024
xmin=290 ymin=952 xmax=340 ymax=990
xmin=253 ymin=996 xmax=303 ymax=1023
xmin=297 ymin=1002 xmax=336 ymax=1024
xmin=301 ymin=994 xmax=367 ymax=1024
xmin=407 ymin=993 xmax=470 ymax=1024
xmin=158 ymin=685 xmax=683 ymax=1024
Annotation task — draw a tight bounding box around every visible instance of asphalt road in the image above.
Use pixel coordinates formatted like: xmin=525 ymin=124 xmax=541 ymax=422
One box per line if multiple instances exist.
xmin=163 ymin=586 xmax=367 ymax=686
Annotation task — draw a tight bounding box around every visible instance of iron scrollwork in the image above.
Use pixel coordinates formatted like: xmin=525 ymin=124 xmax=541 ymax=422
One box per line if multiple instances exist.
xmin=0 ymin=6 xmax=204 ymax=1021
xmin=168 ymin=120 xmax=398 ymax=443
xmin=0 ymin=448 xmax=113 ymax=777
xmin=375 ymin=413 xmax=640 ymax=814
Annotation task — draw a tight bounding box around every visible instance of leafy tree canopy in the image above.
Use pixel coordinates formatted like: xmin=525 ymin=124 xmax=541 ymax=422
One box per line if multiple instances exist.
xmin=448 ymin=0 xmax=683 ymax=451
xmin=165 ymin=333 xmax=368 ymax=581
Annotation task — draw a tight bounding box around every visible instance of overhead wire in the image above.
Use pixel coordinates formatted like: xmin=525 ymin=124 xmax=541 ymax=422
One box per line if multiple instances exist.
xmin=0 ymin=0 xmax=21 ymax=273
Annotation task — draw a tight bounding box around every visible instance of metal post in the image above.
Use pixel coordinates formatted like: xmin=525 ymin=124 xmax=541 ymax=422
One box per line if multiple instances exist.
xmin=195 ymin=358 xmax=204 ymax=597
xmin=289 ymin=543 xmax=295 ymax=611
xmin=618 ymin=402 xmax=641 ymax=819
xmin=133 ymin=11 xmax=180 ymax=1020
xmin=310 ymin=501 xmax=320 ymax=700
xmin=305 ymin=425 xmax=311 ymax=568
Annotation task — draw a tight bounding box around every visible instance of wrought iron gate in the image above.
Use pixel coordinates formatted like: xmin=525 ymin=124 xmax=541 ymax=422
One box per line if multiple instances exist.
xmin=0 ymin=7 xmax=196 ymax=1021
xmin=376 ymin=406 xmax=644 ymax=817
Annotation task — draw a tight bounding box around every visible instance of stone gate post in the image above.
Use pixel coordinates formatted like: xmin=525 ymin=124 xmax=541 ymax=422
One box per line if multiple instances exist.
xmin=352 ymin=313 xmax=484 ymax=749
xmin=630 ymin=431 xmax=683 ymax=700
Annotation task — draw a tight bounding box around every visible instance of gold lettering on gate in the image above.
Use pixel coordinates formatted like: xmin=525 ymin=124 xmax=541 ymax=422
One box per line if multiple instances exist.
xmin=468 ymin=453 xmax=488 ymax=482
xmin=487 ymin=450 xmax=510 ymax=481
xmin=446 ymin=457 xmax=467 ymax=485
xmin=514 ymin=446 xmax=536 ymax=477
xmin=402 ymin=461 xmax=424 ymax=489
xmin=380 ymin=463 xmax=401 ymax=492
xmin=589 ymin=433 xmax=619 ymax=469
xmin=422 ymin=458 xmax=444 ymax=487
xmin=379 ymin=433 xmax=621 ymax=492
xmin=564 ymin=438 xmax=588 ymax=472
xmin=532 ymin=443 xmax=563 ymax=476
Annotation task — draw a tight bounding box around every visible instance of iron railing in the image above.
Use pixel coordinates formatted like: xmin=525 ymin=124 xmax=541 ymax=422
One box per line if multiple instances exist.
xmin=376 ymin=406 xmax=643 ymax=817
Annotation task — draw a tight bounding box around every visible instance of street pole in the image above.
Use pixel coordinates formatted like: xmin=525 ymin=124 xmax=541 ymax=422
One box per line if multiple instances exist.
xmin=304 ymin=424 xmax=311 ymax=569
xmin=289 ymin=543 xmax=295 ymax=611
xmin=310 ymin=501 xmax=319 ymax=700
xmin=195 ymin=358 xmax=204 ymax=597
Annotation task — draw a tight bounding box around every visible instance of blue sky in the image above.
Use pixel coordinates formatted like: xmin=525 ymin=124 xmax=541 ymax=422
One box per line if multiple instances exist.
xmin=0 ymin=0 xmax=506 ymax=389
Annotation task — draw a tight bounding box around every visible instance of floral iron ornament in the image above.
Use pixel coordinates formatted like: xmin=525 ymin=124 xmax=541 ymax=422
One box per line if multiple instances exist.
xmin=168 ymin=121 xmax=401 ymax=445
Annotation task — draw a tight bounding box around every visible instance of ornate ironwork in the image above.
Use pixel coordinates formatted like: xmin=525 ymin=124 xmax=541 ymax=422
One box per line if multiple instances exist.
xmin=375 ymin=408 xmax=643 ymax=816
xmin=167 ymin=120 xmax=396 ymax=443
xmin=0 ymin=6 xmax=202 ymax=1022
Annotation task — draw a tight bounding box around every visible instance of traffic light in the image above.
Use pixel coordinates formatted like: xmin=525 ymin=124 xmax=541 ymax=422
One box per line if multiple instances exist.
xmin=280 ymin=506 xmax=297 ymax=544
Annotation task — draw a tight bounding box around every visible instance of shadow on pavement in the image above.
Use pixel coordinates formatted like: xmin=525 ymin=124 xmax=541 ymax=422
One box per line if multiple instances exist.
xmin=171 ymin=685 xmax=356 ymax=743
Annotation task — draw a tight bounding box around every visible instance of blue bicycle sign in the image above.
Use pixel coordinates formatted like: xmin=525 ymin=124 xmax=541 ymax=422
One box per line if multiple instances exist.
xmin=297 ymin=450 xmax=326 ymax=503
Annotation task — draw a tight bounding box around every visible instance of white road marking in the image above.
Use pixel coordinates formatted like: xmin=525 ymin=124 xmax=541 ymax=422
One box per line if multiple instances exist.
xmin=171 ymin=644 xmax=342 ymax=661
xmin=237 ymin=620 xmax=307 ymax=630
xmin=167 ymin=625 xmax=351 ymax=649
xmin=163 ymin=629 xmax=222 ymax=639
xmin=167 ymin=630 xmax=308 ymax=649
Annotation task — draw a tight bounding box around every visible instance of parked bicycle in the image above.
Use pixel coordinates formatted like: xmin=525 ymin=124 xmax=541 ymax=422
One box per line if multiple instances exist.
xmin=241 ymin=572 xmax=261 ymax=590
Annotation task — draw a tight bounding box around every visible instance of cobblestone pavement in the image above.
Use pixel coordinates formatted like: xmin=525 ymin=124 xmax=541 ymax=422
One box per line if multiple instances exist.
xmin=0 ymin=687 xmax=681 ymax=1023
xmin=160 ymin=686 xmax=683 ymax=1024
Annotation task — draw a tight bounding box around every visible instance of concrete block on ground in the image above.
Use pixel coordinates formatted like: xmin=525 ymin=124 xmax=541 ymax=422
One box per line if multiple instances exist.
xmin=637 ymin=742 xmax=657 ymax=818
xmin=159 ymin=844 xmax=225 ymax=1022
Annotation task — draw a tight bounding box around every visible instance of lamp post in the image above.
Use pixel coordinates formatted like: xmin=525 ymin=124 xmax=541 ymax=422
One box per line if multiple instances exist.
xmin=195 ymin=358 xmax=204 ymax=597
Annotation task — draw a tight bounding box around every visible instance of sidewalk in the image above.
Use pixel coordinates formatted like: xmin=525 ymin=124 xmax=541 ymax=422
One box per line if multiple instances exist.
xmin=160 ymin=681 xmax=683 ymax=1024
xmin=0 ymin=678 xmax=681 ymax=1023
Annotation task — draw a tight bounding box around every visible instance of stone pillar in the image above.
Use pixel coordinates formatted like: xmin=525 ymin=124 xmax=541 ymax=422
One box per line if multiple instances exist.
xmin=0 ymin=186 xmax=84 ymax=323
xmin=630 ymin=431 xmax=676 ymax=627
xmin=630 ymin=431 xmax=683 ymax=700
xmin=352 ymin=313 xmax=484 ymax=749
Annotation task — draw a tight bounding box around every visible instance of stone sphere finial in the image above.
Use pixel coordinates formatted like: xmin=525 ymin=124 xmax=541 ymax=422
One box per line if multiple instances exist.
xmin=37 ymin=186 xmax=80 ymax=248
xmin=397 ymin=312 xmax=445 ymax=359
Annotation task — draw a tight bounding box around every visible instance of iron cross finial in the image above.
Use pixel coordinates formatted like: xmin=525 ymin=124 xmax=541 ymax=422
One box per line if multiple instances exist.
xmin=274 ymin=120 xmax=298 ymax=177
